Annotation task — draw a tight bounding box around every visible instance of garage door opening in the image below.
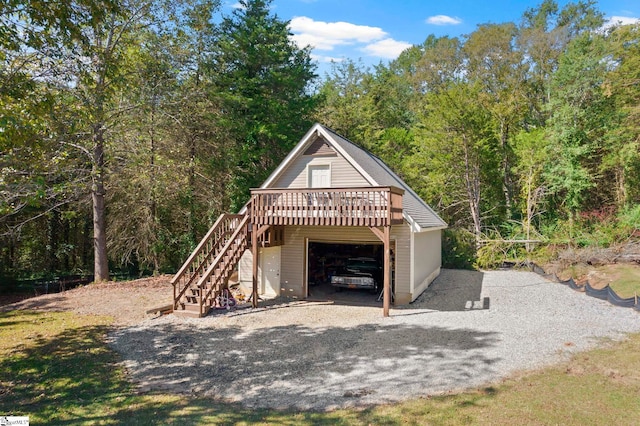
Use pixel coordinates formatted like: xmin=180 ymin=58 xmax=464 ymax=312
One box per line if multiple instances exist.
xmin=307 ymin=241 xmax=392 ymax=304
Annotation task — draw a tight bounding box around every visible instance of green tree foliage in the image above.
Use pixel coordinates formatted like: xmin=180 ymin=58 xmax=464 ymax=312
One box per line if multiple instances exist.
xmin=545 ymin=32 xmax=615 ymax=219
xmin=210 ymin=0 xmax=318 ymax=210
xmin=105 ymin=0 xmax=227 ymax=271
xmin=3 ymin=0 xmax=640 ymax=280
xmin=315 ymin=59 xmax=375 ymax=144
xmin=602 ymin=23 xmax=640 ymax=206
xmin=512 ymin=128 xmax=549 ymax=242
xmin=1 ymin=0 xmax=317 ymax=280
xmin=464 ymin=23 xmax=529 ymax=218
xmin=315 ymin=0 xmax=638 ymax=261
xmin=415 ymin=82 xmax=502 ymax=235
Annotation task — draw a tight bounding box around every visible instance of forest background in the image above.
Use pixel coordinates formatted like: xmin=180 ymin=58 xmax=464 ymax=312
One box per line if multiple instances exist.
xmin=1 ymin=0 xmax=639 ymax=283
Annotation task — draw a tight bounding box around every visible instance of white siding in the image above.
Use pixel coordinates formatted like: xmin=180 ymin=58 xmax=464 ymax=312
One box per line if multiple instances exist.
xmin=272 ymin=155 xmax=369 ymax=188
xmin=411 ymin=229 xmax=442 ymax=301
xmin=280 ymin=225 xmax=411 ymax=301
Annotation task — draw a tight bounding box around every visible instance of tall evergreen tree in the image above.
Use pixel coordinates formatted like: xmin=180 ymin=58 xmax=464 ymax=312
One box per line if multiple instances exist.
xmin=210 ymin=0 xmax=318 ymax=210
xmin=314 ymin=59 xmax=375 ymax=144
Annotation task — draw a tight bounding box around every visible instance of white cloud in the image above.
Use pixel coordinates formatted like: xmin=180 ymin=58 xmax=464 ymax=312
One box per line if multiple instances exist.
xmin=291 ymin=33 xmax=343 ymax=51
xmin=603 ymin=15 xmax=640 ymax=29
xmin=426 ymin=15 xmax=462 ymax=26
xmin=310 ymin=53 xmax=345 ymax=63
xmin=289 ymin=16 xmax=387 ymax=51
xmin=362 ymin=38 xmax=412 ymax=59
xmin=290 ymin=16 xmax=411 ymax=61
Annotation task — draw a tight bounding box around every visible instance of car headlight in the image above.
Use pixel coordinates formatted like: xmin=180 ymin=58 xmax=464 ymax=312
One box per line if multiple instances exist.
xmin=332 ymin=276 xmax=344 ymax=283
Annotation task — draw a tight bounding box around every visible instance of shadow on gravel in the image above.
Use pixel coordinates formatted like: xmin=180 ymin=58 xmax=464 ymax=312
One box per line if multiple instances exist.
xmin=403 ymin=269 xmax=486 ymax=312
xmin=111 ymin=321 xmax=500 ymax=410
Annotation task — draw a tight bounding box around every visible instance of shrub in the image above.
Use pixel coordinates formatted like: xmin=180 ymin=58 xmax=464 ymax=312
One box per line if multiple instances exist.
xmin=476 ymin=240 xmax=527 ymax=270
xmin=442 ymin=228 xmax=476 ymax=269
xmin=618 ymin=204 xmax=640 ymax=231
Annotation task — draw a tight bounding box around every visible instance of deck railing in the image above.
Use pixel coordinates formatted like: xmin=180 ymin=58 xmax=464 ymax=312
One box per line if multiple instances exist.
xmin=250 ymin=186 xmax=404 ymax=227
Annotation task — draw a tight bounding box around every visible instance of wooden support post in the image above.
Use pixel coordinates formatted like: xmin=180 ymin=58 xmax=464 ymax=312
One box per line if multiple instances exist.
xmin=252 ymin=222 xmax=259 ymax=308
xmin=173 ymin=282 xmax=177 ymax=310
xmin=369 ymin=225 xmax=391 ymax=317
xmin=383 ymin=225 xmax=391 ymax=317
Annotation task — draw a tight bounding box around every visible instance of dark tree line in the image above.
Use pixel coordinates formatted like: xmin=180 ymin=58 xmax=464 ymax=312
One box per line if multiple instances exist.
xmin=1 ymin=0 xmax=639 ymax=281
xmin=1 ymin=0 xmax=316 ymax=280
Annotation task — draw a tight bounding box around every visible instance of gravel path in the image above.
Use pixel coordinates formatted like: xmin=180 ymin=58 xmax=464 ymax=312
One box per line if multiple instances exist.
xmin=108 ymin=270 xmax=640 ymax=410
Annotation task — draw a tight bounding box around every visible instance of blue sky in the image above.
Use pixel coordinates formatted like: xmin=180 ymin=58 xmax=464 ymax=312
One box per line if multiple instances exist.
xmin=227 ymin=0 xmax=640 ymax=75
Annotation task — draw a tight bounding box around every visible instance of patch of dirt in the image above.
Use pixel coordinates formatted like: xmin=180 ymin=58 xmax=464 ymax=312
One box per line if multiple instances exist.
xmin=542 ymin=263 xmax=639 ymax=291
xmin=0 ymin=275 xmax=173 ymax=325
xmin=579 ymin=265 xmax=622 ymax=289
xmin=542 ymin=241 xmax=640 ymax=288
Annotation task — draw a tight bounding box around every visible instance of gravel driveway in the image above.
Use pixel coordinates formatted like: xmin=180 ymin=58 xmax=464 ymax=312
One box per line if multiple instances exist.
xmin=109 ymin=269 xmax=640 ymax=410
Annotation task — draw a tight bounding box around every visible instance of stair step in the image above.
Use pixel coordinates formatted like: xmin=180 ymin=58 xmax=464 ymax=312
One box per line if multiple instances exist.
xmin=182 ymin=303 xmax=201 ymax=311
xmin=186 ymin=294 xmax=214 ymax=303
xmin=173 ymin=307 xmax=210 ymax=318
xmin=172 ymin=213 xmax=248 ymax=319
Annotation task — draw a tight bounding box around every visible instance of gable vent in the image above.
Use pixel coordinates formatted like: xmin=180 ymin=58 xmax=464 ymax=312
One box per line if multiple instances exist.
xmin=303 ymin=136 xmax=337 ymax=156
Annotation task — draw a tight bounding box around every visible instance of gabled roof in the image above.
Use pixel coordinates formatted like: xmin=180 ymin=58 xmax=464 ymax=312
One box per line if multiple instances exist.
xmin=259 ymin=123 xmax=447 ymax=231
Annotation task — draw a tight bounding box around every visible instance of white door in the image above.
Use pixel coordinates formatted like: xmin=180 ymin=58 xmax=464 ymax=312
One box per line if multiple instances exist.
xmin=260 ymin=246 xmax=281 ymax=297
xmin=308 ymin=165 xmax=331 ymax=188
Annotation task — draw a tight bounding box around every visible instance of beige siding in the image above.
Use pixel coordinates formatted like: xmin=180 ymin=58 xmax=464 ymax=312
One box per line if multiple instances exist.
xmin=240 ymin=224 xmax=433 ymax=305
xmin=280 ymin=225 xmax=411 ymax=302
xmin=412 ymin=229 xmax=442 ymax=301
xmin=238 ymin=249 xmax=253 ymax=296
xmin=237 ymin=246 xmax=281 ymax=299
xmin=272 ymin=155 xmax=370 ymax=188
xmin=391 ymin=223 xmax=411 ymax=303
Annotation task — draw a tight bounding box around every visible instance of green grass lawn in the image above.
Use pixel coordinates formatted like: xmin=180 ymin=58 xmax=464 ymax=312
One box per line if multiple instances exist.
xmin=561 ymin=263 xmax=640 ymax=299
xmin=607 ymin=264 xmax=640 ymax=299
xmin=2 ymin=309 xmax=640 ymax=425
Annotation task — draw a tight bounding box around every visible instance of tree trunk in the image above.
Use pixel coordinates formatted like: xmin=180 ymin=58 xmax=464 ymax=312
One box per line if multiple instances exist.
xmin=47 ymin=209 xmax=60 ymax=273
xmin=188 ymin=136 xmax=197 ymax=246
xmin=462 ymin=135 xmax=482 ymax=237
xmin=92 ymin=123 xmax=109 ymax=282
xmin=615 ymin=165 xmax=627 ymax=209
xmin=500 ymin=120 xmax=513 ymax=219
xmin=149 ymin=95 xmax=159 ymax=274
xmin=525 ymin=166 xmax=533 ymax=253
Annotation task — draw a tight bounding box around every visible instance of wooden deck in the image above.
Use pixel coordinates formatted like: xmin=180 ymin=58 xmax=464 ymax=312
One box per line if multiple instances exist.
xmin=250 ymin=186 xmax=404 ymax=227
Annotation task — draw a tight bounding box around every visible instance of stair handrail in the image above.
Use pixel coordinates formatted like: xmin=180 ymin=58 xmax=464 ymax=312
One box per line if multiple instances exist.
xmin=196 ymin=214 xmax=250 ymax=308
xmin=201 ymin=232 xmax=249 ymax=312
xmin=170 ymin=214 xmax=243 ymax=287
xmin=172 ymin=214 xmax=243 ymax=310
xmin=200 ymin=236 xmax=248 ymax=316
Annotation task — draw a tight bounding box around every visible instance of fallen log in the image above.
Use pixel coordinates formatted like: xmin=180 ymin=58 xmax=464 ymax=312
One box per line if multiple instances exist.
xmin=146 ymin=304 xmax=173 ymax=315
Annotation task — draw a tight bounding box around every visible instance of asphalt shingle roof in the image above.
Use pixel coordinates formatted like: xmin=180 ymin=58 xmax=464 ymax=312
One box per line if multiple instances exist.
xmin=321 ymin=125 xmax=447 ymax=230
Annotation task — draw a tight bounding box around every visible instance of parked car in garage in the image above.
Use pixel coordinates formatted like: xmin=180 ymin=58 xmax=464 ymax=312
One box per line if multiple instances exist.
xmin=330 ymin=257 xmax=382 ymax=293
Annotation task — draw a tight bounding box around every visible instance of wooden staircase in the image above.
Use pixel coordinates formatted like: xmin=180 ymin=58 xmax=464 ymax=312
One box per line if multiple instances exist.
xmin=171 ymin=213 xmax=250 ymax=317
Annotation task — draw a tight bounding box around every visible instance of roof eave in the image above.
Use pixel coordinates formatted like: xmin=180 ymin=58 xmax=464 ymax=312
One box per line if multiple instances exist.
xmin=403 ymin=212 xmax=448 ymax=233
xmin=238 ymin=123 xmax=325 ymax=214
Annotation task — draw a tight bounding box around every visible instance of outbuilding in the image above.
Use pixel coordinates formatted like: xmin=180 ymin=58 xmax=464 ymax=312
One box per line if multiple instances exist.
xmin=172 ymin=123 xmax=447 ymax=317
